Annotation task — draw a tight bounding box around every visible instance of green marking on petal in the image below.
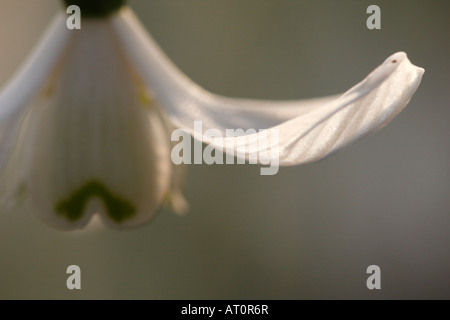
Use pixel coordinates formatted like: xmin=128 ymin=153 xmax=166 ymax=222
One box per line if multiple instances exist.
xmin=56 ymin=180 xmax=136 ymax=223
xmin=63 ymin=0 xmax=127 ymax=18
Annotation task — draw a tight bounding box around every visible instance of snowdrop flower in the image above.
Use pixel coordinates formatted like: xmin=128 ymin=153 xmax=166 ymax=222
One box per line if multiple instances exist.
xmin=0 ymin=0 xmax=424 ymax=230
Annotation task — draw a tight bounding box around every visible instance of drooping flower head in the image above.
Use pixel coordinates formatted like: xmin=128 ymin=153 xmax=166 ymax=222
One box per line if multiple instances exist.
xmin=0 ymin=0 xmax=424 ymax=230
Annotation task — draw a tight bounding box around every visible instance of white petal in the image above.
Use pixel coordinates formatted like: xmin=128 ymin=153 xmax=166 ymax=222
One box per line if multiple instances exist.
xmin=114 ymin=8 xmax=424 ymax=166
xmin=0 ymin=14 xmax=70 ymax=172
xmin=24 ymin=18 xmax=171 ymax=230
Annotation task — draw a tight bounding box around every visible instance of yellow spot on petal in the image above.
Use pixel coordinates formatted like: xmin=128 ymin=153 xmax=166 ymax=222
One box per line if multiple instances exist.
xmin=128 ymin=64 xmax=155 ymax=108
xmin=138 ymin=83 xmax=153 ymax=106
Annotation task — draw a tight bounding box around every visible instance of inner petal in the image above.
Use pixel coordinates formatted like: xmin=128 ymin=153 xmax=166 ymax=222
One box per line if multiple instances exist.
xmin=25 ymin=19 xmax=171 ymax=230
xmin=55 ymin=180 xmax=135 ymax=223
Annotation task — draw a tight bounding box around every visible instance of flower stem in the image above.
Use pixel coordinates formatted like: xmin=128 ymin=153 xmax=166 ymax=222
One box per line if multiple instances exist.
xmin=63 ymin=0 xmax=127 ymax=17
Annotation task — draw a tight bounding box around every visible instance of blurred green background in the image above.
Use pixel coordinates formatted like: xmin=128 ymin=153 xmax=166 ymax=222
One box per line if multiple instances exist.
xmin=0 ymin=0 xmax=448 ymax=299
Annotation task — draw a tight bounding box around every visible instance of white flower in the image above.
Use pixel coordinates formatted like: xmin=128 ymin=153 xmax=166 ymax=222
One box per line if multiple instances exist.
xmin=0 ymin=2 xmax=424 ymax=230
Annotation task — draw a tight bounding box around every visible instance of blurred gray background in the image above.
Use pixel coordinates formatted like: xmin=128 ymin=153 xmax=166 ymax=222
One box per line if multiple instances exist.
xmin=0 ymin=0 xmax=448 ymax=299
